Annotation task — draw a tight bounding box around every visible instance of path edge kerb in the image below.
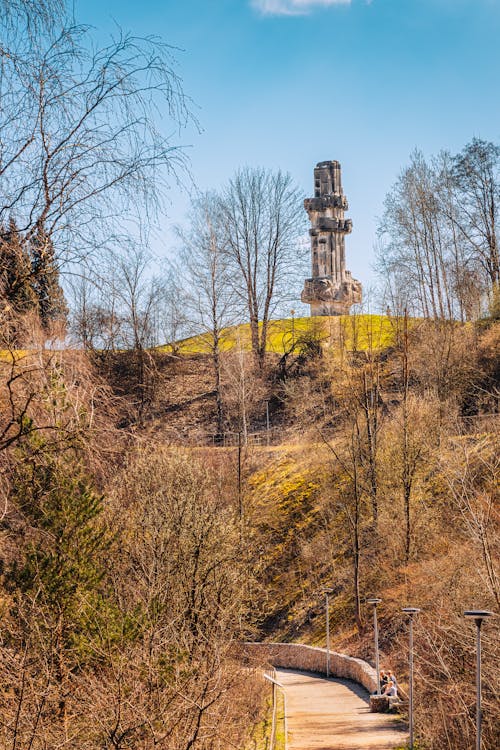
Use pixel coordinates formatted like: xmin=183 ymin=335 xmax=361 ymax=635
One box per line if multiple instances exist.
xmin=238 ymin=642 xmax=378 ymax=694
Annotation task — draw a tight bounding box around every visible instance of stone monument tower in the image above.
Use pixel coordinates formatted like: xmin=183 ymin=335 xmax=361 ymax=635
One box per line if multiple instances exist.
xmin=301 ymin=160 xmax=362 ymax=316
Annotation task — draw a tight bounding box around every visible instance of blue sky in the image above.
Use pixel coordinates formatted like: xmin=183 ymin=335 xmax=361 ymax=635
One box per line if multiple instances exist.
xmin=80 ymin=0 xmax=500 ymax=303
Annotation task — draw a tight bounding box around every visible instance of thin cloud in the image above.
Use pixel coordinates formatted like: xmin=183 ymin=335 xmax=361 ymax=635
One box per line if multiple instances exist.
xmin=252 ymin=0 xmax=351 ymax=17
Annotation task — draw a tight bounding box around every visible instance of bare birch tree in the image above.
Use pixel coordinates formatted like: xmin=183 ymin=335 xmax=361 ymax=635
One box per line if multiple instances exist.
xmin=219 ymin=167 xmax=304 ymax=368
xmin=379 ymin=151 xmax=454 ymax=319
xmin=451 ymin=139 xmax=500 ymax=291
xmin=378 ymin=140 xmax=500 ymax=320
xmin=177 ymin=192 xmax=239 ymax=436
xmin=0 ymin=16 xmax=191 ymax=271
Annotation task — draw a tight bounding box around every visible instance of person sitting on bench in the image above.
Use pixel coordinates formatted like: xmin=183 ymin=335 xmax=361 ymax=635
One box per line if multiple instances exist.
xmin=383 ymin=672 xmax=398 ymax=698
xmin=379 ymin=670 xmax=389 ymax=693
xmin=387 ymin=670 xmax=398 ymax=691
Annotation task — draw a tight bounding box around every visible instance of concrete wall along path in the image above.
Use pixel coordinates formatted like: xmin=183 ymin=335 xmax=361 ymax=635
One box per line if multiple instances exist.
xmin=241 ymin=642 xmax=378 ymax=693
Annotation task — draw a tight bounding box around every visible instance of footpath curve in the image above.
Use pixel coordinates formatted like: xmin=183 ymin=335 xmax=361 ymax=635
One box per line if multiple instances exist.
xmin=242 ymin=642 xmax=380 ymax=693
xmin=241 ymin=643 xmax=408 ymax=750
xmin=275 ymin=668 xmax=407 ymax=750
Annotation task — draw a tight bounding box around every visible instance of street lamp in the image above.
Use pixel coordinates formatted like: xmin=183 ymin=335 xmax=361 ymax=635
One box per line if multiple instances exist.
xmin=367 ymin=598 xmax=382 ymax=694
xmin=290 ymin=309 xmax=296 ymax=348
xmin=464 ymin=610 xmax=494 ymax=750
xmin=265 ymin=399 xmax=270 ymax=446
xmin=402 ymin=607 xmax=420 ymax=750
xmin=324 ymin=588 xmax=334 ymax=677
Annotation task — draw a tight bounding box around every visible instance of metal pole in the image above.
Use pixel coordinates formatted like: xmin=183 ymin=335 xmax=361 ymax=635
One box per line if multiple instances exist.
xmin=409 ymin=616 xmax=414 ymax=748
xmin=323 ymin=587 xmax=333 ymax=678
xmin=476 ymin=619 xmax=481 ymax=750
xmin=367 ymin=598 xmax=382 ymax=695
xmin=464 ymin=610 xmax=493 ymax=750
xmin=263 ymin=674 xmax=287 ymax=750
xmin=325 ymin=592 xmax=330 ymax=678
xmin=402 ymin=607 xmax=420 ymax=750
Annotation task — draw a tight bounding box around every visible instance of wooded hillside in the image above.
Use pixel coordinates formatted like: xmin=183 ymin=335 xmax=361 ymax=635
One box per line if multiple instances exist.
xmin=0 ymin=312 xmax=498 ymax=749
xmin=0 ymin=4 xmax=498 ymax=747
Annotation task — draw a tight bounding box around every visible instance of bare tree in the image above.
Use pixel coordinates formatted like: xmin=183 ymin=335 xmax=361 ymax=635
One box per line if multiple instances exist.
xmin=326 ymin=315 xmax=384 ymax=528
xmin=99 ymin=247 xmax=165 ymax=419
xmin=0 ymin=18 xmax=191 ymax=273
xmin=378 ymin=141 xmax=500 ymax=321
xmin=101 ymin=447 xmax=261 ymax=750
xmin=108 ymin=248 xmax=160 ymax=353
xmin=154 ymin=266 xmax=189 ymax=354
xmin=433 ymin=151 xmax=484 ymax=322
xmin=451 ymin=139 xmax=500 ymax=291
xmin=68 ymin=271 xmax=116 ymax=351
xmin=219 ymin=167 xmax=304 ymax=368
xmin=444 ymin=436 xmax=500 ymax=610
xmin=221 ymin=339 xmax=256 ymax=444
xmin=0 ymin=0 xmax=65 ymax=53
xmin=379 ymin=151 xmax=454 ymax=320
xmin=177 ymin=192 xmax=239 ymax=436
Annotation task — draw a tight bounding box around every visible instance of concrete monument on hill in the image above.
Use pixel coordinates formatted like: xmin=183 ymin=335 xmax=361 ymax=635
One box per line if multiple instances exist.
xmin=301 ymin=160 xmax=362 ymax=316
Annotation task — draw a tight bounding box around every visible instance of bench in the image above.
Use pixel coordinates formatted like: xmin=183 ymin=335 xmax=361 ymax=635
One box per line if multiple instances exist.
xmin=370 ymin=694 xmax=408 ymax=713
xmin=369 ymin=695 xmax=389 ymax=712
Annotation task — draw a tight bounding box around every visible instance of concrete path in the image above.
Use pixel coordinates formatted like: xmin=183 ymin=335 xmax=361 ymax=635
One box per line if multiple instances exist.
xmin=275 ymin=668 xmax=408 ymax=750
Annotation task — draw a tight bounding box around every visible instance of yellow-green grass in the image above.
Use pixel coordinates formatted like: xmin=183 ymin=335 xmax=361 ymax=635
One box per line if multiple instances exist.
xmin=0 ymin=349 xmax=29 ymax=362
xmin=245 ymin=695 xmax=273 ymax=750
xmin=0 ymin=314 xmax=412 ymax=361
xmin=157 ymin=314 xmax=402 ymax=356
xmin=274 ymin=690 xmax=286 ymax=750
xmin=245 ymin=690 xmax=286 ymax=750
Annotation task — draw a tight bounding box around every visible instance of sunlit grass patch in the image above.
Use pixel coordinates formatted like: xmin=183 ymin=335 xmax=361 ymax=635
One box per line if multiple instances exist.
xmin=274 ymin=689 xmax=286 ymax=750
xmin=245 ymin=694 xmax=273 ymax=750
xmin=0 ymin=349 xmax=29 ymax=362
xmin=157 ymin=314 xmax=404 ymax=355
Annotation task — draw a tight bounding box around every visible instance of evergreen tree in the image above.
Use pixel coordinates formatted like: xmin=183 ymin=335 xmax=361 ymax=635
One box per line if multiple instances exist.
xmin=7 ymin=441 xmax=111 ymax=727
xmin=0 ymin=217 xmax=37 ymax=316
xmin=30 ymin=223 xmax=68 ymax=332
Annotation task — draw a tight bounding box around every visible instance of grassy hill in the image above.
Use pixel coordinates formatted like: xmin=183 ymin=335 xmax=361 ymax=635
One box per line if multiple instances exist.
xmin=1 ymin=309 xmax=498 ymax=749
xmin=158 ymin=314 xmax=400 ymax=355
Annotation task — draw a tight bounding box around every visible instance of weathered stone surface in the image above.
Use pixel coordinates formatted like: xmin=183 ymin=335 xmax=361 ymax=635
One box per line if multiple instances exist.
xmin=304 ymin=195 xmax=348 ymax=211
xmin=238 ymin=642 xmax=378 ymax=694
xmin=301 ymin=160 xmax=362 ymax=316
xmin=370 ymin=694 xmax=390 ymax=713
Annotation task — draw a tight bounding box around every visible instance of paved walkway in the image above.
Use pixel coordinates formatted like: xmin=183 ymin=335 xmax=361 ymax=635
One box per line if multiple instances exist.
xmin=275 ymin=668 xmax=408 ymax=750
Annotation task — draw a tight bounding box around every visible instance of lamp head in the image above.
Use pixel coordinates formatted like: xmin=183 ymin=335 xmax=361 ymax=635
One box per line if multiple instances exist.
xmin=402 ymin=607 xmax=421 ymax=616
xmin=464 ymin=610 xmax=494 ymax=619
xmin=464 ymin=610 xmax=494 ymax=628
xmin=464 ymin=610 xmax=494 ymax=629
xmin=367 ymin=598 xmax=382 ymax=605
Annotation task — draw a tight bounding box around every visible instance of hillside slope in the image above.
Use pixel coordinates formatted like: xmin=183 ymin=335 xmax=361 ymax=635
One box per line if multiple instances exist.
xmin=142 ymin=314 xmax=499 ymax=750
xmin=237 ymin=317 xmax=500 ymax=750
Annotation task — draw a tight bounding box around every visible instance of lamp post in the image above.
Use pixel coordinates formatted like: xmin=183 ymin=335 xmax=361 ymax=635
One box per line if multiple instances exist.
xmin=402 ymin=607 xmax=420 ymax=750
xmin=324 ymin=588 xmax=333 ymax=677
xmin=464 ymin=610 xmax=494 ymax=750
xmin=367 ymin=598 xmax=382 ymax=694
xmin=290 ymin=309 xmax=296 ymax=349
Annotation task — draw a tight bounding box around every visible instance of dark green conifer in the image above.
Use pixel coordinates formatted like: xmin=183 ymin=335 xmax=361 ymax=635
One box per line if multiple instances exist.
xmin=0 ymin=217 xmax=37 ymax=316
xmin=8 ymin=439 xmax=112 ymax=724
xmin=30 ymin=223 xmax=68 ymax=332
